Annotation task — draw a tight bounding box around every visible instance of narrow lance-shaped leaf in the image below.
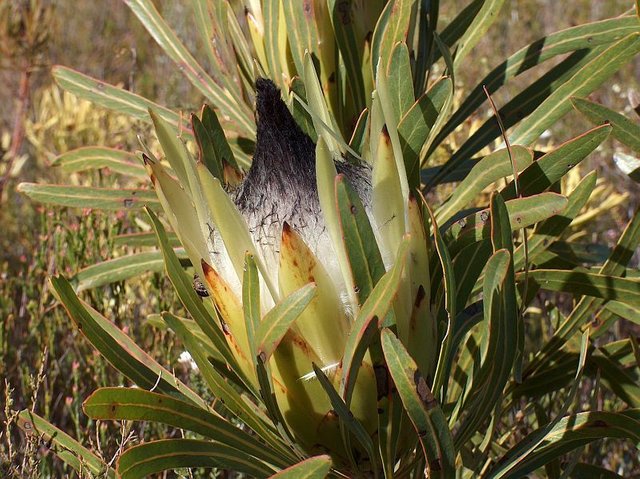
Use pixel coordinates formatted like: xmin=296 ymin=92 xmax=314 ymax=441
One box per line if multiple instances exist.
xmin=75 ymin=249 xmax=188 ymax=292
xmin=83 ymin=387 xmax=290 ymax=468
xmin=340 ymin=238 xmax=410 ymax=405
xmin=454 ymin=249 xmax=515 ymax=447
xmin=17 ymin=183 xmax=158 ymax=210
xmin=504 ymin=409 xmax=640 ymax=478
xmin=381 ymin=329 xmax=456 ymax=478
xmin=433 ymin=47 xmax=602 ymax=180
xmin=201 ymin=103 xmax=240 ymax=170
xmin=572 ymin=96 xmax=640 ymax=152
xmin=501 ymin=123 xmax=611 ymax=199
xmin=243 ymin=252 xmax=261 ymax=365
xmin=51 ymin=147 xmax=146 ymax=177
xmin=192 ymin=113 xmax=224 ymax=181
xmin=327 ymin=0 xmax=366 ymax=112
xmin=17 ymin=411 xmax=115 ymax=479
xmin=434 ymin=15 xmax=640 ymax=153
xmin=509 ymin=33 xmax=640 ymax=147
xmin=124 ymin=0 xmax=255 ymax=136
xmin=398 ymin=76 xmax=452 ymax=189
xmin=116 ymin=439 xmax=276 ymax=479
xmin=452 ymin=0 xmax=506 ymax=72
xmin=312 ymin=364 xmax=379 ymax=471
xmin=436 ymin=146 xmax=533 ymax=224
xmin=487 ymin=331 xmax=591 ymax=479
xmin=336 ymin=174 xmax=386 ymax=305
xmin=162 ymin=312 xmax=294 ymax=458
xmin=521 ymin=270 xmax=640 ymax=308
xmin=371 ymin=0 xmax=416 ymax=80
xmin=49 ymin=275 xmax=205 ymax=406
xmin=255 ymin=283 xmax=317 ymax=361
xmin=52 ymin=66 xmax=191 ymax=135
xmin=267 ymin=455 xmax=332 ymax=479
xmin=427 ymin=201 xmax=457 ymax=399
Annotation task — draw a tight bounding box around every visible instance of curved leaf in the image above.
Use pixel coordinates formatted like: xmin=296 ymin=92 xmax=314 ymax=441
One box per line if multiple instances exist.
xmin=84 ymin=387 xmax=289 ymax=468
xmin=268 ymin=455 xmax=332 ymax=479
xmin=381 ymin=329 xmax=456 ymax=478
xmin=117 ymin=439 xmax=276 ymax=479
xmin=17 ymin=410 xmax=115 ymax=479
xmin=51 ymin=147 xmax=145 ymax=177
xmin=17 ymin=183 xmax=158 ymax=210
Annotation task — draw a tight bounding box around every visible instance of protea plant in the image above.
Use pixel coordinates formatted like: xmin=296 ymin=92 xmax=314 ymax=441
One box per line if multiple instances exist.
xmin=16 ymin=1 xmax=640 ymax=478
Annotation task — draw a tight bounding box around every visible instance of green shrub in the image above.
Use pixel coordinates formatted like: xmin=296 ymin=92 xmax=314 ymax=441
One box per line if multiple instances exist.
xmin=17 ymin=1 xmax=640 ymax=477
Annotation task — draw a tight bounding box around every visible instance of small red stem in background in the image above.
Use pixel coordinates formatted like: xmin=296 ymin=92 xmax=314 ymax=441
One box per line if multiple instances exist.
xmin=0 ymin=65 xmax=31 ymax=201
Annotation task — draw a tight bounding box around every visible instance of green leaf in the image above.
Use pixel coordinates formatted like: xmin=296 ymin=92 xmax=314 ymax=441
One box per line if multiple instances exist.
xmin=117 ymin=439 xmax=276 ymax=479
xmin=327 ymin=0 xmax=366 ymax=112
xmin=497 ymin=410 xmax=640 ymax=478
xmin=592 ymin=352 xmax=640 ymax=407
xmin=566 ymin=464 xmax=625 ymax=479
xmin=605 ymin=300 xmax=640 ymax=327
xmin=303 ymin=51 xmax=342 ymax=155
xmin=162 ymin=312 xmax=293 ymax=457
xmin=149 ymin=108 xmax=192 ymax=189
xmin=75 ymin=249 xmax=188 ymax=291
xmin=256 ymin=283 xmax=317 ymax=361
xmin=17 ymin=183 xmax=158 ymax=210
xmin=509 ymin=33 xmax=640 ymax=146
xmin=371 ymin=0 xmax=416 ymax=79
xmin=488 ymin=332 xmax=591 ymax=479
xmin=263 ymin=0 xmax=289 ymax=89
xmin=501 ymin=124 xmax=611 ymax=199
xmin=386 ymin=42 xmax=415 ymax=124
xmin=438 ymin=47 xmax=602 ymax=175
xmin=146 ymin=207 xmax=239 ymax=371
xmin=192 ymin=113 xmax=224 ymax=180
xmin=436 ymin=146 xmax=533 ymax=224
xmin=268 ymin=455 xmax=332 ymax=479
xmin=113 ymin=231 xmax=180 ymax=248
xmin=340 ymin=238 xmax=410 ymax=405
xmin=49 ymin=275 xmax=204 ymax=406
xmin=201 ymin=103 xmax=240 ymax=170
xmin=447 ymin=193 xmax=568 ymax=255
xmin=435 ymin=15 xmax=640 ymax=154
xmin=572 ymin=96 xmax=640 ymax=153
xmin=242 ymin=253 xmax=261 ymax=365
xmin=381 ymin=329 xmax=456 ymax=477
xmin=335 ymin=174 xmax=386 ymax=305
xmin=17 ymin=410 xmax=115 ymax=478
xmin=84 ymin=387 xmax=290 ymax=468
xmin=312 ymin=364 xmax=378 ymax=469
xmin=455 ymin=248 xmax=516 ymax=447
xmin=124 ymin=0 xmax=254 ymax=136
xmin=528 ymin=207 xmax=640 ymax=376
xmin=452 ymin=0 xmax=506 ymax=72
xmin=523 ymin=270 xmax=640 ymax=308
xmin=52 ymin=66 xmax=190 ymax=135
xmin=398 ymin=76 xmax=452 ymax=189
xmin=513 ymin=171 xmax=596 ymax=271
xmin=51 ymin=147 xmax=146 ymax=177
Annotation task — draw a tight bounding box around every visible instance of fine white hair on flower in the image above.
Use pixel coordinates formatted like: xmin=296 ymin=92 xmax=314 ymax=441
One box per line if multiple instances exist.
xmin=297 ymin=362 xmax=341 ymax=382
xmin=209 ymin=78 xmax=374 ymax=314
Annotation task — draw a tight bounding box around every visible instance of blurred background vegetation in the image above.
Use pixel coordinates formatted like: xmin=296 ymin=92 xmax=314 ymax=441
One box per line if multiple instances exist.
xmin=1 ymin=0 xmax=638 ymax=477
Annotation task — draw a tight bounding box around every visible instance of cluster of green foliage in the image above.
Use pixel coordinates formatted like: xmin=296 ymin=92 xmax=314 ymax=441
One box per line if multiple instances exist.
xmin=13 ymin=1 xmax=640 ymax=478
